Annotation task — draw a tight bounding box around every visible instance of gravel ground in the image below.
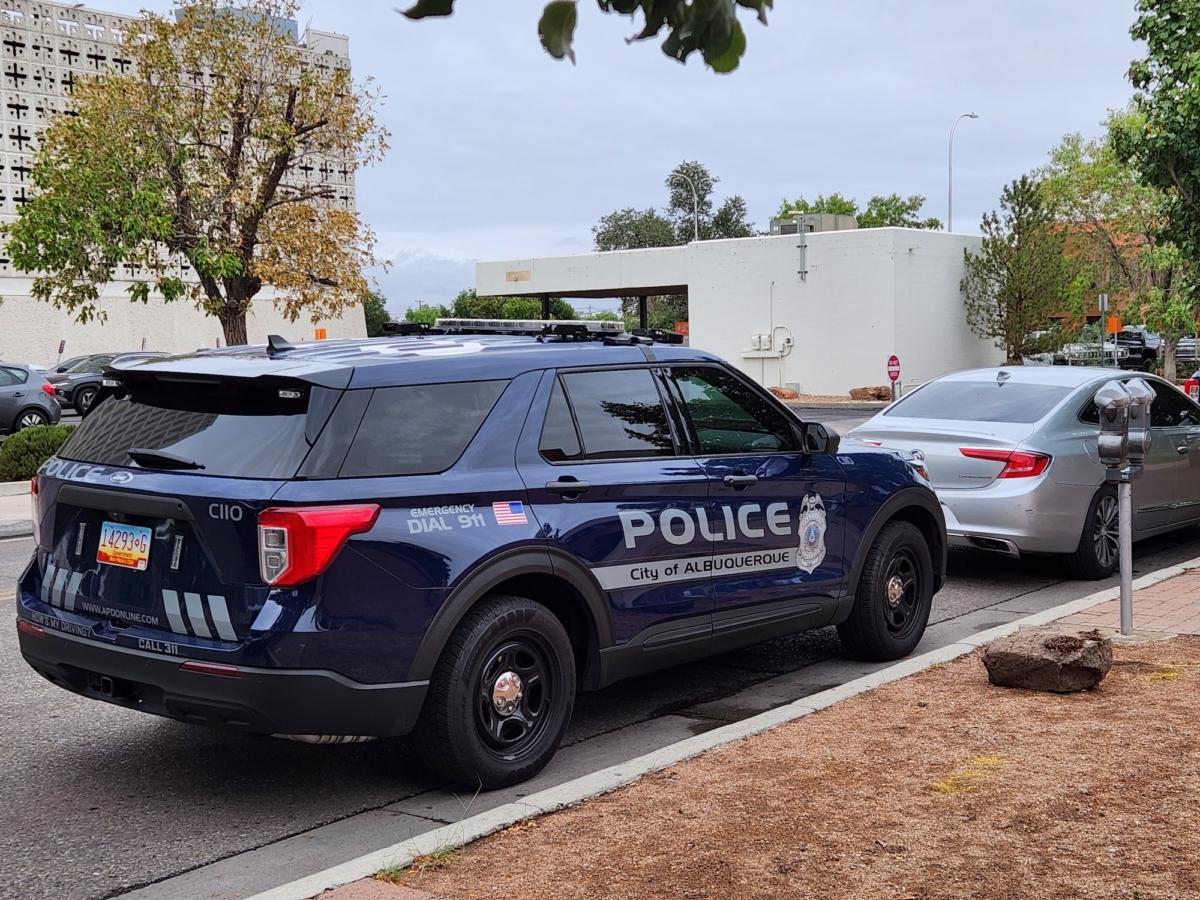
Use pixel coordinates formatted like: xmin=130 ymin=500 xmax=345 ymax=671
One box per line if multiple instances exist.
xmin=394 ymin=637 xmax=1200 ymax=900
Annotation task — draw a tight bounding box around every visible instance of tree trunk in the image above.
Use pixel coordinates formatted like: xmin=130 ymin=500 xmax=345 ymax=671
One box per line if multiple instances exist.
xmin=1163 ymin=337 xmax=1179 ymax=383
xmin=218 ymin=306 xmax=249 ymax=347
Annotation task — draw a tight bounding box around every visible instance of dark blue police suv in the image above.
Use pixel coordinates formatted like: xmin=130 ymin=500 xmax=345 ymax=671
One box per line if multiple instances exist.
xmin=16 ymin=328 xmax=945 ymax=788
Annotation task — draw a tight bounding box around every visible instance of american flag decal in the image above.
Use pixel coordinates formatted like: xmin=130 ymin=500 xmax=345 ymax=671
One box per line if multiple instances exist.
xmin=492 ymin=500 xmax=528 ymax=526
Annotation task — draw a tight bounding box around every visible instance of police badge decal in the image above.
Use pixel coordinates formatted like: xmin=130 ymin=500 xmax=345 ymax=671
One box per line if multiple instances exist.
xmin=796 ymin=494 xmax=827 ymax=574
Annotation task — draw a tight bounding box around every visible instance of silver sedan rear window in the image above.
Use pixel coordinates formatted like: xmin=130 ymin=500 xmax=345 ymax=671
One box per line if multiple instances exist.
xmin=884 ymin=381 xmax=1072 ymax=423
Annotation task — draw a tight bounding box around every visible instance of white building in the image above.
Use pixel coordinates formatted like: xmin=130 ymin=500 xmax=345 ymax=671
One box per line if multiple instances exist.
xmin=476 ymin=228 xmax=1003 ymax=396
xmin=0 ymin=1 xmax=365 ymax=365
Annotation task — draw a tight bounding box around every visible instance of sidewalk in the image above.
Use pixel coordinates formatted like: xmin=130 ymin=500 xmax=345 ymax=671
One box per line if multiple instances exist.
xmin=0 ymin=483 xmax=31 ymax=538
xmin=323 ymin=569 xmax=1200 ymax=900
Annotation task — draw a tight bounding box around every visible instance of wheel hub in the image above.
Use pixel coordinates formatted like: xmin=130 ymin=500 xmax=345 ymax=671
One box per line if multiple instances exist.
xmin=491 ymin=670 xmax=523 ymax=717
xmin=886 ymin=575 xmax=905 ymax=607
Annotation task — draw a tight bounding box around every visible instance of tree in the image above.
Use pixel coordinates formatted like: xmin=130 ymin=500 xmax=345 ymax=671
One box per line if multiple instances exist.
xmin=404 ymin=303 xmax=451 ymax=325
xmin=776 ymin=192 xmax=942 ymax=229
xmin=1117 ymin=0 xmax=1200 ymax=261
xmin=593 ymin=208 xmax=675 ymax=252
xmin=398 ymin=0 xmax=773 ymax=73
xmin=5 ymin=0 xmax=387 ymax=347
xmin=1042 ymin=107 xmax=1192 ymax=378
xmin=961 ymin=176 xmax=1084 ymax=364
xmin=362 ymin=292 xmax=392 ymax=337
xmin=447 ymin=289 xmax=578 ymax=320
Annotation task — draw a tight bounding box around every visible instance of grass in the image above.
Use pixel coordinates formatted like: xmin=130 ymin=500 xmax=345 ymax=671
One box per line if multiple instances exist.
xmin=376 ymin=848 xmax=461 ymax=884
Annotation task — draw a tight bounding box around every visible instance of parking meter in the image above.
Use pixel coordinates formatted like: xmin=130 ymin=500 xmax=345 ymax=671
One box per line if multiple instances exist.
xmin=1094 ymin=380 xmax=1131 ymax=469
xmin=1124 ymin=377 xmax=1155 ymax=469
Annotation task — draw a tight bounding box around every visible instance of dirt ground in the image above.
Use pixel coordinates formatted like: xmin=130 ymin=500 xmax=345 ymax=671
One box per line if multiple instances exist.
xmin=391 ymin=637 xmax=1200 ymax=900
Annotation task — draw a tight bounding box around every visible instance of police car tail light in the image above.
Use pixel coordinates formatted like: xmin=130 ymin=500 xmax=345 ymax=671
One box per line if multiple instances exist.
xmin=959 ymin=447 xmax=1051 ymax=478
xmin=30 ymin=475 xmax=41 ymax=542
xmin=257 ymin=504 xmax=380 ymax=587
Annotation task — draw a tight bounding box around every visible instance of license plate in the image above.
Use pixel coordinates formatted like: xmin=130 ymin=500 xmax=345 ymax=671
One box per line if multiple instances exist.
xmin=97 ymin=521 xmax=152 ymax=571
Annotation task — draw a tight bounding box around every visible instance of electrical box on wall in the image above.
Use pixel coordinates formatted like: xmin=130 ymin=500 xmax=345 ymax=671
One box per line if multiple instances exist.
xmin=749 ymin=332 xmax=773 ymax=351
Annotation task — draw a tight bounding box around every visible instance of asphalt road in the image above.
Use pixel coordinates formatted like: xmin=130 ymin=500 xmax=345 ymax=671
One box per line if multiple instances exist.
xmin=5 ymin=523 xmax=1200 ymax=900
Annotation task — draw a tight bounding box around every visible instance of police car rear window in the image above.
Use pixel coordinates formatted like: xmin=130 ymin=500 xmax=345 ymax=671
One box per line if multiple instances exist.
xmin=59 ymin=383 xmax=313 ymax=479
xmin=884 ymin=381 xmax=1072 ymax=423
xmin=339 ymin=380 xmax=507 ymax=477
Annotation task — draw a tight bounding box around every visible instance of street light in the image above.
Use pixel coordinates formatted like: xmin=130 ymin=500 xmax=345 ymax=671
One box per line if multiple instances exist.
xmin=947 ymin=112 xmax=978 ymax=233
xmin=670 ymin=172 xmax=700 ymax=242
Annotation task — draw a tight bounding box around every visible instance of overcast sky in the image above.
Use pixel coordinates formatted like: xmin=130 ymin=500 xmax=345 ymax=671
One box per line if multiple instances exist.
xmin=104 ymin=1 xmax=1144 ymax=317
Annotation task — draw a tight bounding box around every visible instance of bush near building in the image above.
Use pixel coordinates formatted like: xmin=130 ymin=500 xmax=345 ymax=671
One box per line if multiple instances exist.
xmin=0 ymin=425 xmax=75 ymax=482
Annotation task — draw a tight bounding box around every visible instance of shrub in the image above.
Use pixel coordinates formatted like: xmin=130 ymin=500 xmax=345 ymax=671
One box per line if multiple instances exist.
xmin=0 ymin=424 xmax=76 ymax=482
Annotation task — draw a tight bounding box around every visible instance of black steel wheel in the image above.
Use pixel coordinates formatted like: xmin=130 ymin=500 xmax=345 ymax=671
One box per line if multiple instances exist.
xmin=838 ymin=520 xmax=934 ymax=661
xmin=415 ymin=595 xmax=575 ymax=789
xmin=1067 ymin=486 xmax=1120 ymax=580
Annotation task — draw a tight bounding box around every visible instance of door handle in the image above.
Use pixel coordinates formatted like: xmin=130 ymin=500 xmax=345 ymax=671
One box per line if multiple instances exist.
xmin=12 ymin=391 xmax=22 ymax=398
xmin=723 ymin=474 xmax=759 ymax=488
xmin=1177 ymin=444 xmax=1191 ymax=455
xmin=545 ymin=478 xmax=590 ymax=496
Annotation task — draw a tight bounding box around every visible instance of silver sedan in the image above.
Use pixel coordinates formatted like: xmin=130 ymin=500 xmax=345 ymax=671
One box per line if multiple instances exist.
xmin=848 ymin=366 xmax=1200 ymax=578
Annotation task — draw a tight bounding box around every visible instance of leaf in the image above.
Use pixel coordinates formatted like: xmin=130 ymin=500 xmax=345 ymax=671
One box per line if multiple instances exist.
xmin=395 ymin=0 xmax=455 ymax=20
xmin=704 ymin=18 xmax=746 ymax=74
xmin=539 ymin=0 xmax=578 ymax=63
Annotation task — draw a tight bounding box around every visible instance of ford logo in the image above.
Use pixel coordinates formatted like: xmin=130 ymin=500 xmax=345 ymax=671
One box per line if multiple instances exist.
xmin=110 ymin=472 xmax=134 ymax=484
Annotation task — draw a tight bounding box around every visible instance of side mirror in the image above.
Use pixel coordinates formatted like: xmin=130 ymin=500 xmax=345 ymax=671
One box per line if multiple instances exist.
xmin=801 ymin=422 xmax=840 ymax=455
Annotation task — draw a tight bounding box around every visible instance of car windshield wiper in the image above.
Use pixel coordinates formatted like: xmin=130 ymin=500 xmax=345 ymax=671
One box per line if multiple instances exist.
xmin=126 ymin=447 xmax=205 ymax=471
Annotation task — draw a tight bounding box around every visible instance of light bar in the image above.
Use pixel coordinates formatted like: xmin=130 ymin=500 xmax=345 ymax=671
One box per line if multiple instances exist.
xmin=435 ymin=318 xmax=625 ymax=335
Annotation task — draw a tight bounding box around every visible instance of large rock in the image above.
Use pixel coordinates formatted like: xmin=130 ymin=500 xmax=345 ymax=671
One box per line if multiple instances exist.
xmin=769 ymin=386 xmax=800 ymax=400
xmin=849 ymin=385 xmax=891 ymax=401
xmin=982 ymin=627 xmax=1113 ymax=693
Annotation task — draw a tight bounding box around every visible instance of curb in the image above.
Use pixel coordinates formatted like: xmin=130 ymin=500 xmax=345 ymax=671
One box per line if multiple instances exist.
xmin=248 ymin=554 xmax=1200 ymax=900
xmin=0 ymin=520 xmax=32 ymax=539
xmin=0 ymin=480 xmax=30 ymax=497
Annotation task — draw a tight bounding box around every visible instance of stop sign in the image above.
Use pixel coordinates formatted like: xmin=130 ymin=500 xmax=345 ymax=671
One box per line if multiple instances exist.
xmin=887 ymin=354 xmax=900 ymax=382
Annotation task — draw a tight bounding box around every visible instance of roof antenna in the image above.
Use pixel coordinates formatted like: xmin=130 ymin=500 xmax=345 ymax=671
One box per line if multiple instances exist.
xmin=266 ymin=334 xmax=295 ymax=357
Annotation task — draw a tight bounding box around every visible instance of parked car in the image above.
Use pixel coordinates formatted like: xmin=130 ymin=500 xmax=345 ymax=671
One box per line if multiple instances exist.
xmin=47 ymin=352 xmax=166 ymax=416
xmin=0 ymin=362 xmax=62 ymax=434
xmin=16 ymin=330 xmax=944 ymax=788
xmin=849 ymin=366 xmax=1200 ymax=579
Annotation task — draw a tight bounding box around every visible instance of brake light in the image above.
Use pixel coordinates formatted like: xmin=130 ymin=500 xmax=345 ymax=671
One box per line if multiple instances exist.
xmin=30 ymin=475 xmax=40 ymax=542
xmin=17 ymin=619 xmax=45 ymax=639
xmin=960 ymin=447 xmax=1051 ymax=478
xmin=40 ymin=382 xmax=55 ymax=397
xmin=257 ymin=504 xmax=380 ymax=587
xmin=180 ymin=660 xmax=241 ymax=678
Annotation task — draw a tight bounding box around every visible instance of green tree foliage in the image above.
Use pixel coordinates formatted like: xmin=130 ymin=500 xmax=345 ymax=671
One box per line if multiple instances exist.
xmin=0 ymin=425 xmax=75 ymax=481
xmin=399 ymin=0 xmax=773 ymax=73
xmin=777 ymin=193 xmax=942 ymax=229
xmin=3 ymin=0 xmax=387 ymax=347
xmin=404 ymin=290 xmax=579 ymax=323
xmin=593 ymin=208 xmax=675 ymax=252
xmin=362 ymin=291 xmax=392 ymax=337
xmin=403 ymin=304 xmax=450 ymax=325
xmin=1043 ymin=106 xmax=1192 ymax=378
xmin=1117 ymin=0 xmax=1200 ymax=260
xmin=961 ymin=176 xmax=1085 ymax=364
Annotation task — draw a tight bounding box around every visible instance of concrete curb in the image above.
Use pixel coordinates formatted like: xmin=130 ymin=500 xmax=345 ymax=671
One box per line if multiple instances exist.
xmin=0 ymin=480 xmax=30 ymax=497
xmin=249 ymin=554 xmax=1200 ymax=900
xmin=0 ymin=520 xmax=32 ymax=539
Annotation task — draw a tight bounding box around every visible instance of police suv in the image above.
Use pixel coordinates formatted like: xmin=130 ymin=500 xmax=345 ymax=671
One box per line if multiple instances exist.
xmin=16 ymin=323 xmax=945 ymax=788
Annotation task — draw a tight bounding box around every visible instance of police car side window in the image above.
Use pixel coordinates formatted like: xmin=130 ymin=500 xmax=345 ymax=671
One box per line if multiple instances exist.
xmin=560 ymin=369 xmax=675 ymax=460
xmin=540 ymin=380 xmax=583 ymax=462
xmin=671 ymin=366 xmax=798 ymax=455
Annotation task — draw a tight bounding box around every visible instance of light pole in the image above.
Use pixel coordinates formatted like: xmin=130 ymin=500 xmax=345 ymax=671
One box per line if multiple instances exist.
xmin=947 ymin=112 xmax=978 ymax=232
xmin=670 ymin=172 xmax=700 ymax=242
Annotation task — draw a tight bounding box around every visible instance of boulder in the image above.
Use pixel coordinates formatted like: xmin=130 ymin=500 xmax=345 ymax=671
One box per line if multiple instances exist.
xmin=982 ymin=627 xmax=1113 ymax=693
xmin=769 ymin=386 xmax=800 ymax=400
xmin=849 ymin=385 xmax=891 ymax=401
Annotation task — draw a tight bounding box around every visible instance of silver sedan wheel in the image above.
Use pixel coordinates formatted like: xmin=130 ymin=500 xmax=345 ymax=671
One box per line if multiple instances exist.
xmin=17 ymin=411 xmax=46 ymax=429
xmin=1093 ymin=494 xmax=1119 ymax=568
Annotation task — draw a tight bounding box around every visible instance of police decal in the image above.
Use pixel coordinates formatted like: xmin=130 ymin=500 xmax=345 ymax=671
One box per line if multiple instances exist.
xmin=795 ymin=493 xmax=827 ymax=574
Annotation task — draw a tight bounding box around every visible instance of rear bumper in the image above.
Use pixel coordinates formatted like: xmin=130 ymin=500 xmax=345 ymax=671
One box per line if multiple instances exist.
xmin=17 ymin=619 xmax=428 ymax=738
xmin=939 ymin=478 xmax=1096 ymax=556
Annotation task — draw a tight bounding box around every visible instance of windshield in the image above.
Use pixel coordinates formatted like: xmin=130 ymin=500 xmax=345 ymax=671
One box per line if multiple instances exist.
xmin=885 ymin=381 xmax=1074 ymax=424
xmin=64 ymin=355 xmax=112 ymax=373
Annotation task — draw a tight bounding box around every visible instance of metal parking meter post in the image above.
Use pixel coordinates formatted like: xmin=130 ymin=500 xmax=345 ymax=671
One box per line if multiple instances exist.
xmin=1121 ymin=379 xmax=1155 ymax=635
xmin=1093 ymin=381 xmax=1133 ymax=632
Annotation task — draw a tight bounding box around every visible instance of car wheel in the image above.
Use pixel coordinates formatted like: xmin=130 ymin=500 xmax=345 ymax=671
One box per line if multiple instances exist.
xmin=74 ymin=386 xmax=98 ymax=416
xmin=414 ymin=595 xmax=576 ymax=790
xmin=15 ymin=409 xmax=48 ymax=430
xmin=837 ymin=521 xmax=934 ymax=662
xmin=1067 ymin=486 xmax=1119 ymax=580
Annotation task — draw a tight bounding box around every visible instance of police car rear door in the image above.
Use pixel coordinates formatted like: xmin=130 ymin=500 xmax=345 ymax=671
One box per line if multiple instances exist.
xmin=516 ymin=366 xmax=715 ymax=654
xmin=664 ymin=364 xmax=846 ymax=636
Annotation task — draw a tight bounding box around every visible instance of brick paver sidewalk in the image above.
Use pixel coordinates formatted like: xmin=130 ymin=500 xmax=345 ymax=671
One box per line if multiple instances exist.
xmin=1057 ymin=567 xmax=1200 ymax=635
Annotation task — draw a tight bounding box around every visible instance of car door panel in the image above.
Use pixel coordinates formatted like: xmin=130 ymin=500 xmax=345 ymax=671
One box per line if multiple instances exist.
xmin=1137 ymin=381 xmax=1200 ymax=530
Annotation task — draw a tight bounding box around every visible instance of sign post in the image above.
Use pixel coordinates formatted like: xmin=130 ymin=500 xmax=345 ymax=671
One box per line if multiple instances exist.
xmin=887 ymin=354 xmax=901 ymax=401
xmin=56 ymin=339 xmax=65 ymax=363
xmin=1097 ymin=293 xmax=1109 ymax=366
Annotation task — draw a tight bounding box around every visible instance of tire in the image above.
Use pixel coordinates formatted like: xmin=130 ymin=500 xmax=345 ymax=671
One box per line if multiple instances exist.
xmin=74 ymin=386 xmax=98 ymax=416
xmin=414 ymin=595 xmax=576 ymax=790
xmin=1067 ymin=486 xmax=1119 ymax=580
xmin=837 ymin=521 xmax=935 ymax=662
xmin=14 ymin=408 xmax=48 ymax=431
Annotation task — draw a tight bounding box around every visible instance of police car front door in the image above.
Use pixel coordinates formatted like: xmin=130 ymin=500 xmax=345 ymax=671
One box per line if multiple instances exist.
xmin=665 ymin=365 xmax=847 ymax=633
xmin=516 ymin=367 xmax=714 ymax=650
